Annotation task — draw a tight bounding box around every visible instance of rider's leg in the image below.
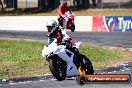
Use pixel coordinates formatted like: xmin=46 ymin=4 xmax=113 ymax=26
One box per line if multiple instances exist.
xmin=65 ymin=41 xmax=79 ymax=54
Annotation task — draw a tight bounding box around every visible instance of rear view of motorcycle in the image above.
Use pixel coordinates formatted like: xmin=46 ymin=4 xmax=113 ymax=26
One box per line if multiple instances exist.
xmin=42 ymin=39 xmax=94 ymax=81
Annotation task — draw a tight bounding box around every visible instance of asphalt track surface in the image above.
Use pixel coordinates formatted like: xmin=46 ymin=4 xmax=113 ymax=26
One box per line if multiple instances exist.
xmin=0 ymin=30 xmax=132 ymax=88
xmin=0 ymin=30 xmax=132 ymax=48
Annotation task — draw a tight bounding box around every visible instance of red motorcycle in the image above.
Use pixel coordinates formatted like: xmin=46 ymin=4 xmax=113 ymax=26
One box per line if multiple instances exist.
xmin=58 ymin=11 xmax=75 ymax=32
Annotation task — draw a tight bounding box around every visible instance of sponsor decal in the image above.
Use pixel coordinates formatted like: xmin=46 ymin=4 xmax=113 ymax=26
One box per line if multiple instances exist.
xmin=105 ymin=16 xmax=132 ymax=32
xmin=93 ymin=16 xmax=132 ymax=32
xmin=76 ymin=74 xmax=131 ymax=85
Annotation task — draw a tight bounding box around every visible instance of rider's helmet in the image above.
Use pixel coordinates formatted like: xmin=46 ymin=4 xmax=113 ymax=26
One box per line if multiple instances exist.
xmin=61 ymin=1 xmax=67 ymax=6
xmin=46 ymin=20 xmax=57 ymax=34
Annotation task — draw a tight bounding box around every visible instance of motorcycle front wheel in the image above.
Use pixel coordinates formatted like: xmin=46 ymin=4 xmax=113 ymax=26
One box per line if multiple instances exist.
xmin=68 ymin=21 xmax=75 ymax=32
xmin=49 ymin=55 xmax=67 ymax=81
xmin=69 ymin=25 xmax=75 ymax=32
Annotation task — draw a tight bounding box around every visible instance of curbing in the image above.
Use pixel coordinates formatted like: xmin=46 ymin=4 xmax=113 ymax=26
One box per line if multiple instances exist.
xmin=1 ymin=61 xmax=132 ymax=84
xmin=0 ymin=74 xmax=53 ymax=84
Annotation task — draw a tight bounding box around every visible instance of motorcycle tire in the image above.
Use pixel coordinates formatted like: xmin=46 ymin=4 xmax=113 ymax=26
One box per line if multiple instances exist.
xmin=76 ymin=75 xmax=86 ymax=85
xmin=49 ymin=55 xmax=67 ymax=81
xmin=80 ymin=54 xmax=94 ymax=74
xmin=74 ymin=54 xmax=94 ymax=75
xmin=69 ymin=25 xmax=75 ymax=32
xmin=67 ymin=20 xmax=75 ymax=32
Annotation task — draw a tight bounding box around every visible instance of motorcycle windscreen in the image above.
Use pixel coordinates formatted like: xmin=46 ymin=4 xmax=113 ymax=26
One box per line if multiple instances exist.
xmin=46 ymin=38 xmax=55 ymax=47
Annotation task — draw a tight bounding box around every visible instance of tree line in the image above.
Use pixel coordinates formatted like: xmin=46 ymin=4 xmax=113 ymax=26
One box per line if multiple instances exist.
xmin=0 ymin=0 xmax=97 ymax=12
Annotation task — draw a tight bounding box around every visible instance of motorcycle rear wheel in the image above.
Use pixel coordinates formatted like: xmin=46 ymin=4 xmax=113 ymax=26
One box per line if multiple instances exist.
xmin=74 ymin=54 xmax=94 ymax=75
xmin=81 ymin=55 xmax=94 ymax=74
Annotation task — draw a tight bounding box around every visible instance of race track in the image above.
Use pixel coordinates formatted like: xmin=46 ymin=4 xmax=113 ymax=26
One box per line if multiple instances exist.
xmin=0 ymin=30 xmax=132 ymax=48
xmin=0 ymin=30 xmax=132 ymax=88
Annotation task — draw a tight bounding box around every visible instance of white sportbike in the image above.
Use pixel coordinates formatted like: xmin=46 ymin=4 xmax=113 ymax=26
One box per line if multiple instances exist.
xmin=42 ymin=39 xmax=94 ymax=81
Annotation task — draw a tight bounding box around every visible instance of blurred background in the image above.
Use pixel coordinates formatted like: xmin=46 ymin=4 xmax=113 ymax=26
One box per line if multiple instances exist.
xmin=0 ymin=0 xmax=132 ymax=12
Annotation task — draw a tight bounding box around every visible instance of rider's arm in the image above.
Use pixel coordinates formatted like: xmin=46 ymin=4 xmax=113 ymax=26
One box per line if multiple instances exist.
xmin=61 ymin=27 xmax=75 ymax=48
xmin=61 ymin=27 xmax=70 ymax=42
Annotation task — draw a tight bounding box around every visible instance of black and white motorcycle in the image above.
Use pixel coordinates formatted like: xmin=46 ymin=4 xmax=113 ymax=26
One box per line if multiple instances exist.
xmin=42 ymin=38 xmax=94 ymax=81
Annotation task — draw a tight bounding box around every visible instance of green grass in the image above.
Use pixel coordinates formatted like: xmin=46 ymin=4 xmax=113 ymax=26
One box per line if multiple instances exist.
xmin=0 ymin=39 xmax=49 ymax=78
xmin=0 ymin=39 xmax=131 ymax=78
xmin=80 ymin=44 xmax=124 ymax=68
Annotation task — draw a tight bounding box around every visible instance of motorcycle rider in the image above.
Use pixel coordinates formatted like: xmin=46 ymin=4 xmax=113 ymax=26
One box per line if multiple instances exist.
xmin=46 ymin=20 xmax=78 ymax=54
xmin=46 ymin=20 xmax=79 ymax=76
xmin=57 ymin=1 xmax=73 ymax=29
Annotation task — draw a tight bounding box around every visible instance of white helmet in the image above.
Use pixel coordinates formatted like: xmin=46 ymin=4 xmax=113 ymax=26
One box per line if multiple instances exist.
xmin=46 ymin=20 xmax=57 ymax=33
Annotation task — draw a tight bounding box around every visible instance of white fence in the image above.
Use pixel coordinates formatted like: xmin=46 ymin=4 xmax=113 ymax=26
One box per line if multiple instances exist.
xmin=0 ymin=16 xmax=93 ymax=32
